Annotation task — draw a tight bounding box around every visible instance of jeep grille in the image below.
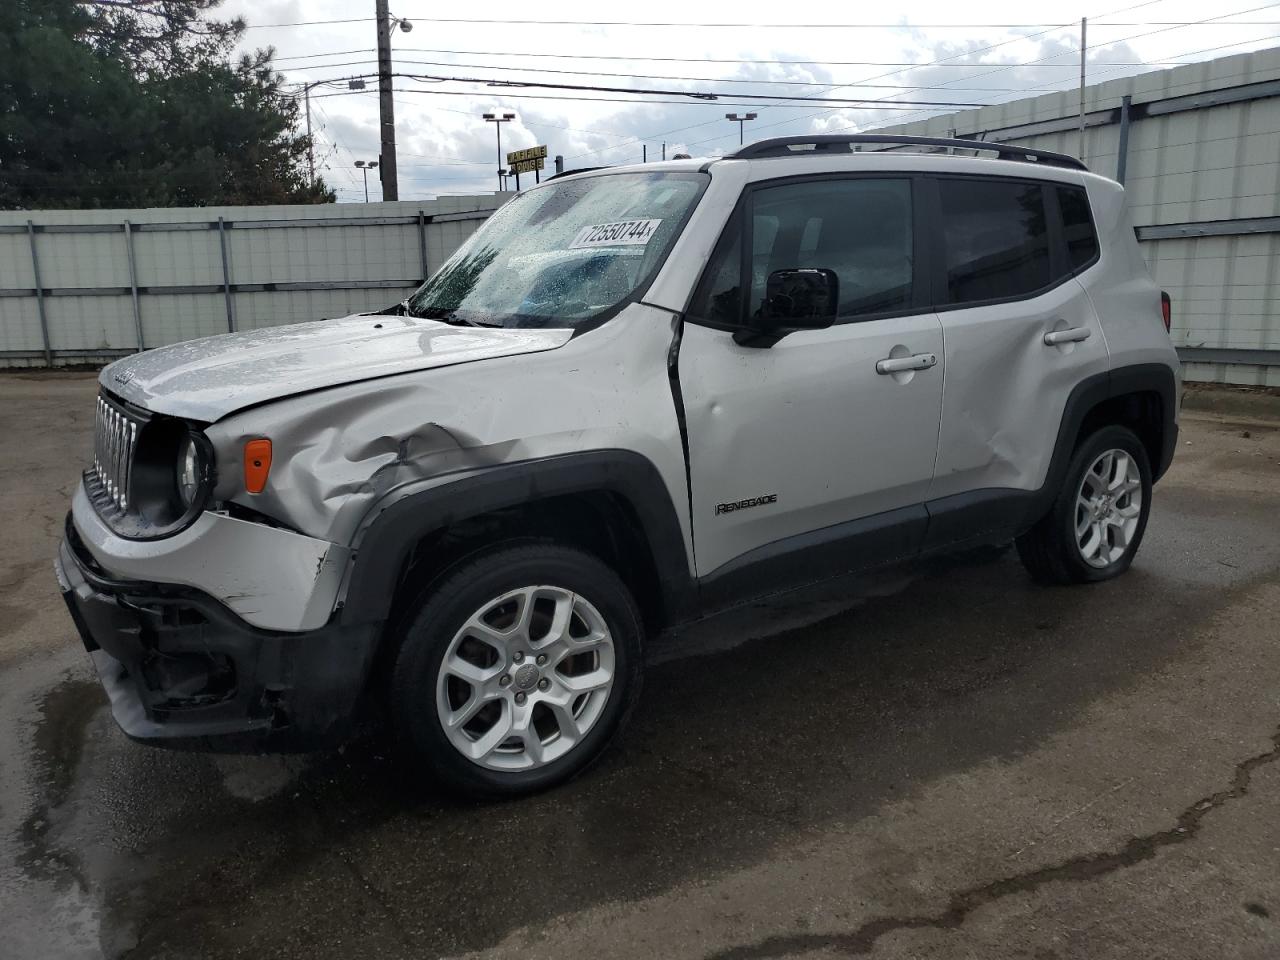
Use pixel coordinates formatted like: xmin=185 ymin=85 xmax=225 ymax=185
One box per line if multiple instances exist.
xmin=92 ymin=392 xmax=146 ymax=511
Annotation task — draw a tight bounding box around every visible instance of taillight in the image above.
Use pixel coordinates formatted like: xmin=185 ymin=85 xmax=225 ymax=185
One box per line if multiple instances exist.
xmin=1160 ymin=291 xmax=1172 ymax=333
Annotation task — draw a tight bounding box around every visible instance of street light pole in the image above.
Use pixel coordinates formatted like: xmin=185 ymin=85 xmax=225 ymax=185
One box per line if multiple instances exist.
xmin=483 ymin=112 xmax=516 ymax=192
xmin=354 ymin=160 xmax=379 ymax=202
xmin=725 ymin=112 xmax=758 ymax=145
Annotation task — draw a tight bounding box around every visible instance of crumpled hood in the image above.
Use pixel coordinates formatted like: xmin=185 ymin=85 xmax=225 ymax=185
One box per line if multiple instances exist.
xmin=101 ymin=314 xmax=575 ymax=421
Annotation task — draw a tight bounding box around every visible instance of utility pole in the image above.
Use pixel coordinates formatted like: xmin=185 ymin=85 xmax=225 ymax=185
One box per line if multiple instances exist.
xmin=305 ymin=86 xmax=315 ymax=185
xmin=375 ymin=0 xmax=399 ymax=200
xmin=1078 ymin=17 xmax=1088 ymax=161
xmin=726 ymin=112 xmax=757 ymax=145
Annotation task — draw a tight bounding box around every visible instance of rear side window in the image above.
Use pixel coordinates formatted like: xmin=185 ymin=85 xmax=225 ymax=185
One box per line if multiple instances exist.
xmin=1058 ymin=185 xmax=1099 ymax=272
xmin=938 ymin=179 xmax=1050 ymax=305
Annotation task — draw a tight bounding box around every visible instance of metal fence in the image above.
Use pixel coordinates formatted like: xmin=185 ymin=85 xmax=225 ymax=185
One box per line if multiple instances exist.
xmin=874 ymin=46 xmax=1280 ymax=387
xmin=0 ymin=196 xmax=507 ymax=367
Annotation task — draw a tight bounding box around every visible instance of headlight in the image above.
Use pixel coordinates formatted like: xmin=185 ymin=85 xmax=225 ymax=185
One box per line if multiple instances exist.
xmin=106 ymin=418 xmax=215 ymax=538
xmin=176 ymin=434 xmax=202 ymax=508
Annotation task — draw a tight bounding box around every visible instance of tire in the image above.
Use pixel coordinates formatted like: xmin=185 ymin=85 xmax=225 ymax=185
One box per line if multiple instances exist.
xmin=390 ymin=543 xmax=644 ymax=799
xmin=1016 ymin=425 xmax=1153 ymax=585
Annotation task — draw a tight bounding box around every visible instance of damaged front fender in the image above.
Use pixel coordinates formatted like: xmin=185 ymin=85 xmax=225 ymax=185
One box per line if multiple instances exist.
xmin=202 ymin=305 xmax=695 ymax=567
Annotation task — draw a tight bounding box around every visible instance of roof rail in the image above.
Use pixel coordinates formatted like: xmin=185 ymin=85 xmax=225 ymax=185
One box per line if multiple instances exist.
xmin=726 ymin=134 xmax=1087 ymax=171
xmin=546 ymin=166 xmax=610 ymax=181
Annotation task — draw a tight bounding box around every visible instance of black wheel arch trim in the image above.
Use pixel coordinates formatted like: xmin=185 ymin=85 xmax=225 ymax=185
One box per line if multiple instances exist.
xmin=1051 ymin=362 xmax=1178 ymax=489
xmin=921 ymin=361 xmax=1177 ymax=553
xmin=1107 ymin=362 xmax=1179 ymax=482
xmin=338 ymin=449 xmax=697 ymax=627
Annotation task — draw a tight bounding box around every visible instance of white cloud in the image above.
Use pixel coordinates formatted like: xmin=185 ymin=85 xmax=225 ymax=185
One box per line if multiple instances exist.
xmin=217 ymin=0 xmax=1280 ymax=200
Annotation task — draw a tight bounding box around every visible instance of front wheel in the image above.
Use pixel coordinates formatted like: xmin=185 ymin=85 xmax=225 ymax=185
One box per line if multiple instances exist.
xmin=1016 ymin=425 xmax=1153 ymax=585
xmin=390 ymin=544 xmax=644 ymax=799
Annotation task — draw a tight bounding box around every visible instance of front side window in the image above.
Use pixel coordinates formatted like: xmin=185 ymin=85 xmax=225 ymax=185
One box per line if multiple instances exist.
xmin=939 ymin=178 xmax=1050 ymax=305
xmin=690 ymin=178 xmax=915 ymax=325
xmin=748 ymin=179 xmax=914 ymax=320
xmin=406 ymin=171 xmax=706 ymax=329
xmin=687 ymin=217 xmax=742 ymax=326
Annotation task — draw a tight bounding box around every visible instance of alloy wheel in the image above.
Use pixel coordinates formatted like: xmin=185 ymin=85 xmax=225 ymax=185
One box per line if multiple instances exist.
xmin=435 ymin=586 xmax=616 ymax=771
xmin=1074 ymin=448 xmax=1143 ymax=568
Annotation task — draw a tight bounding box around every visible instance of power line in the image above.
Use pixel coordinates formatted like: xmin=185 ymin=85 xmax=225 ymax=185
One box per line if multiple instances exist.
xmin=244 ymin=15 xmax=1280 ymax=29
xmin=316 ymin=86 xmax=640 ymax=146
xmin=561 ymin=7 xmax=1099 ymax=161
xmin=307 ymin=86 xmax=976 ymax=109
xmin=270 ymin=46 xmax=1192 ymax=69
xmin=561 ymin=0 xmax=1189 ymax=162
xmin=278 ymin=57 xmax=1096 ymax=94
xmin=296 ymin=70 xmax=989 ymax=108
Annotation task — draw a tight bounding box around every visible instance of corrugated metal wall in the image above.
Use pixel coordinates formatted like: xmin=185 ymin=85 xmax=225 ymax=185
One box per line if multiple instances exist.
xmin=874 ymin=47 xmax=1280 ymax=387
xmin=0 ymin=196 xmax=508 ymax=367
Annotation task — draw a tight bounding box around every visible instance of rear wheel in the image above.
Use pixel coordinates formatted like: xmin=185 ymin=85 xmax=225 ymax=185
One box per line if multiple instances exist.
xmin=1017 ymin=425 xmax=1153 ymax=585
xmin=391 ymin=544 xmax=643 ymax=799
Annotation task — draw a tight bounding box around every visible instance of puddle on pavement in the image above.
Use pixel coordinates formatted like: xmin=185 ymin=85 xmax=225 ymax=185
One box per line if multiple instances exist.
xmin=5 ymin=674 xmax=107 ymax=959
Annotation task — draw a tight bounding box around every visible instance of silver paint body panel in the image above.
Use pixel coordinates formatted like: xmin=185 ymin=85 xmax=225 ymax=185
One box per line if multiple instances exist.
xmin=100 ymin=313 xmax=575 ymax=421
xmin=205 ymin=302 xmax=695 ymax=553
xmin=71 ymin=153 xmax=1179 ymax=632
xmin=679 ymin=317 xmax=945 ymax=574
xmin=69 ymin=483 xmax=347 ymax=632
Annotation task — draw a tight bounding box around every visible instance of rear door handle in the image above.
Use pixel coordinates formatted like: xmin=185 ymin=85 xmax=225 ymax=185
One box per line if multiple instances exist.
xmin=876 ymin=353 xmax=938 ymax=375
xmin=1044 ymin=327 xmax=1091 ymax=345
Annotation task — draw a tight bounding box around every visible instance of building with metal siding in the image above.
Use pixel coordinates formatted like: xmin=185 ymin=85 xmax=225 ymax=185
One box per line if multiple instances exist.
xmin=873 ymin=47 xmax=1280 ymax=387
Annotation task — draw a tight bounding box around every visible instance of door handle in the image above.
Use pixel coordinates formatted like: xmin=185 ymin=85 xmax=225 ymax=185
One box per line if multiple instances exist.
xmin=876 ymin=353 xmax=938 ymax=375
xmin=1043 ymin=327 xmax=1091 ymax=345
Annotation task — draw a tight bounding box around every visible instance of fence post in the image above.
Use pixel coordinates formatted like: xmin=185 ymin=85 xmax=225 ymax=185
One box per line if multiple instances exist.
xmin=417 ymin=209 xmax=428 ymax=279
xmin=217 ymin=216 xmax=235 ymax=332
xmin=26 ymin=220 xmax=52 ymax=367
xmin=124 ymin=220 xmax=144 ymax=350
xmin=1116 ymin=95 xmax=1133 ymax=185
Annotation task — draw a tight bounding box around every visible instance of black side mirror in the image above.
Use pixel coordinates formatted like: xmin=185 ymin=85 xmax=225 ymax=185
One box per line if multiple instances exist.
xmin=734 ymin=268 xmax=838 ymax=347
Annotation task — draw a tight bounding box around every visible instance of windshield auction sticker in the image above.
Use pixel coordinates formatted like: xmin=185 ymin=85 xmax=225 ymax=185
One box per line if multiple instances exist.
xmin=569 ymin=219 xmax=663 ymax=249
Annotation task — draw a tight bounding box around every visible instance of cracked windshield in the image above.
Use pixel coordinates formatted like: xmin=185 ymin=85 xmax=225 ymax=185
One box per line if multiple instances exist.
xmin=406 ymin=171 xmax=706 ymax=327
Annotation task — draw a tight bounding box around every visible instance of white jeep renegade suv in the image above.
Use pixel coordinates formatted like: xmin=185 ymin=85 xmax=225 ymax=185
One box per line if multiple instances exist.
xmin=56 ymin=135 xmax=1180 ymax=798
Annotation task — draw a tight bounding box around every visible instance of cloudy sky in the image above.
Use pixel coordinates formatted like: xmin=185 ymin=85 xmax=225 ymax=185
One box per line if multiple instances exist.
xmin=218 ymin=0 xmax=1280 ymax=202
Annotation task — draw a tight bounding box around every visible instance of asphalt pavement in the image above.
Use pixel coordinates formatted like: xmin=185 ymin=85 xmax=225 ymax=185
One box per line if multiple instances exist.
xmin=2 ymin=372 xmax=1279 ymax=960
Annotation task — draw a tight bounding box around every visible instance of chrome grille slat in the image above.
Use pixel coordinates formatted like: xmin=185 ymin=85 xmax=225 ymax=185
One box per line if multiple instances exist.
xmin=90 ymin=391 xmax=145 ymax=512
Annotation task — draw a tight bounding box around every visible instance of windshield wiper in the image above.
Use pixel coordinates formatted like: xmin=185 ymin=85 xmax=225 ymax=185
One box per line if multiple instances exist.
xmin=411 ymin=306 xmax=502 ymax=328
xmin=367 ymin=299 xmax=408 ymax=316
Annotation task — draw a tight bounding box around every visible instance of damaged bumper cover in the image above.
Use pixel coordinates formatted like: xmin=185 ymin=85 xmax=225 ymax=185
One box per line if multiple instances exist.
xmin=56 ymin=518 xmax=379 ymax=751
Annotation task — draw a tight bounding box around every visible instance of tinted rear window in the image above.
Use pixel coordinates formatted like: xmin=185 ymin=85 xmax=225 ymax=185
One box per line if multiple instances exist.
xmin=939 ymin=179 xmax=1050 ymax=305
xmin=1058 ymin=185 xmax=1099 ymax=271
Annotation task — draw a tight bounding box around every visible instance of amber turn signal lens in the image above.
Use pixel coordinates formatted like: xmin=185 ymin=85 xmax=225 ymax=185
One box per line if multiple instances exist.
xmin=243 ymin=439 xmax=272 ymax=494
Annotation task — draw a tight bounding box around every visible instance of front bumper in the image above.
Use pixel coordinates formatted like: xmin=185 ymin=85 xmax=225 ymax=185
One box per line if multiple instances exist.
xmin=56 ymin=518 xmax=380 ymax=751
